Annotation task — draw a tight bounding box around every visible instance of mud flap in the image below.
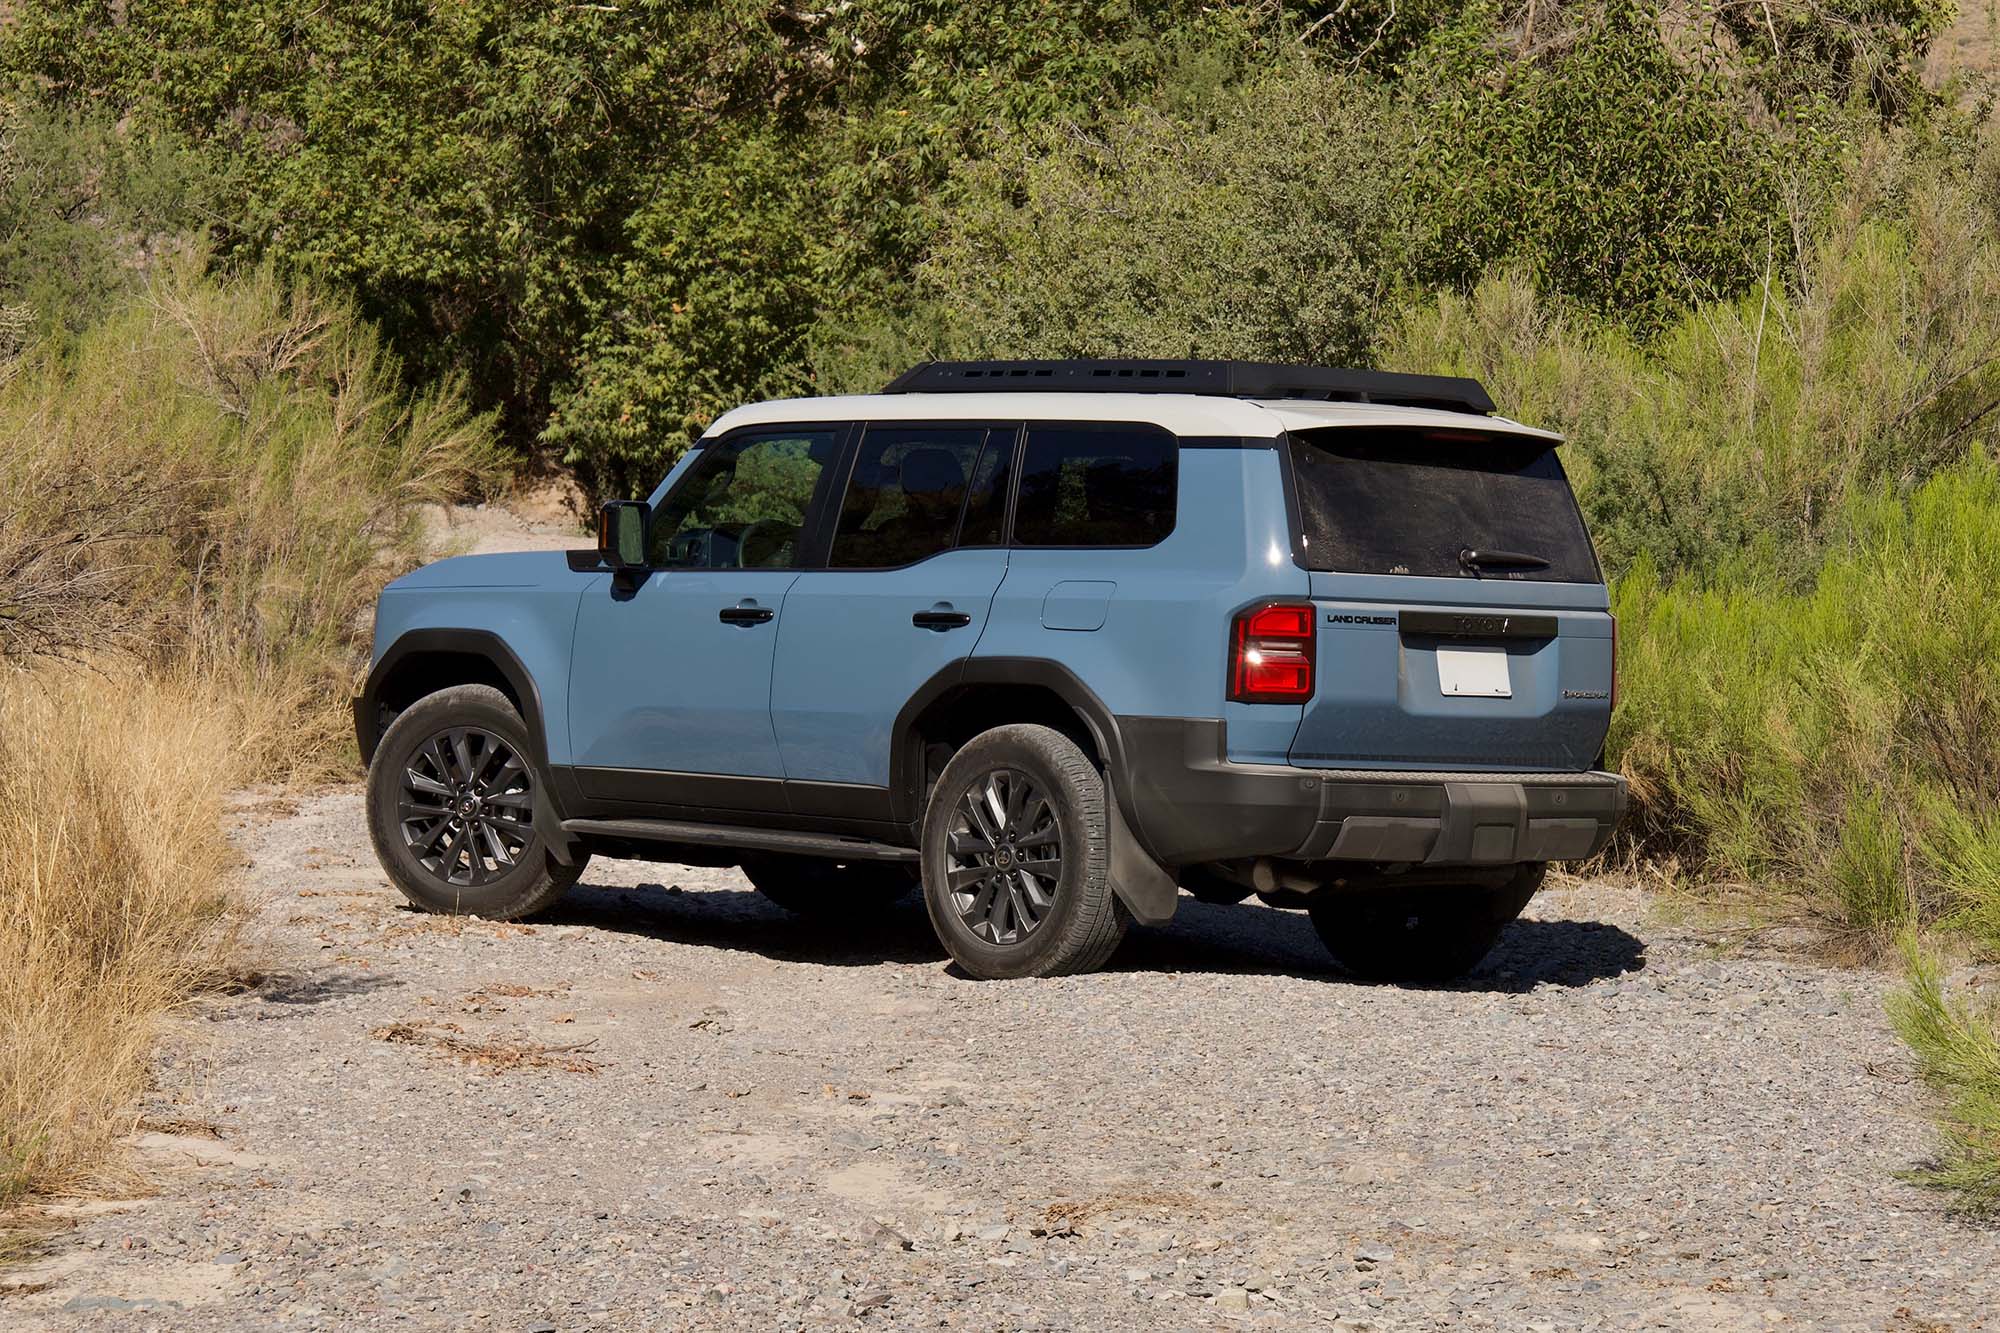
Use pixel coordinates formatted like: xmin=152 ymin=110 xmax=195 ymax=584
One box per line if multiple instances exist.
xmin=533 ymin=781 xmax=580 ymax=867
xmin=1107 ymin=797 xmax=1178 ymax=926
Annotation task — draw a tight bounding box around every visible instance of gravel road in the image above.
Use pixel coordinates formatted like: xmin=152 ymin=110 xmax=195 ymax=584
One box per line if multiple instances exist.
xmin=6 ymin=785 xmax=1996 ymax=1331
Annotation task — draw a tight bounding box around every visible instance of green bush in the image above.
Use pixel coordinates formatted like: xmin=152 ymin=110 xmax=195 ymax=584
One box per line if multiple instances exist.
xmin=1403 ymin=2 xmax=1831 ymax=335
xmin=1891 ymin=940 xmax=2000 ymax=1215
xmin=0 ymin=104 xmax=206 ymax=344
xmin=815 ymin=64 xmax=1407 ymax=389
xmin=1384 ymin=128 xmax=2000 ymax=583
xmin=1607 ymin=455 xmax=2000 ymax=943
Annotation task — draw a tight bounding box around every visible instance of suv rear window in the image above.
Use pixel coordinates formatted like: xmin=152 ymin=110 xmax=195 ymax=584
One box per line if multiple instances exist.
xmin=1288 ymin=427 xmax=1599 ymax=582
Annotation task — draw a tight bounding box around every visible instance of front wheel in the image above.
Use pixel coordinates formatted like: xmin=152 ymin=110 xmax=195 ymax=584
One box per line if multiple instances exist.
xmin=365 ymin=684 xmax=587 ymax=919
xmin=920 ymin=724 xmax=1129 ymax=980
xmin=1308 ymin=865 xmax=1544 ymax=983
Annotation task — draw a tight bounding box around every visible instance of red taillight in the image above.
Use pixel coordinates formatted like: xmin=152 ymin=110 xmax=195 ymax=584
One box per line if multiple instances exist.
xmin=1229 ymin=602 xmax=1315 ymax=703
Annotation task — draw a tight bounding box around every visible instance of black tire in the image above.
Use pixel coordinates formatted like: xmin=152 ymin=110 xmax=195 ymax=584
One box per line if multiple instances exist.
xmin=920 ymin=723 xmax=1129 ymax=980
xmin=1180 ymin=864 xmax=1254 ymax=906
xmin=1308 ymin=864 xmax=1545 ymax=983
xmin=742 ymin=854 xmax=916 ymax=917
xmin=365 ymin=684 xmax=587 ymax=919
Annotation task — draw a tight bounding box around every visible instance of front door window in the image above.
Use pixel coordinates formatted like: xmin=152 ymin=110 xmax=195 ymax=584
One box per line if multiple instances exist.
xmin=648 ymin=429 xmax=838 ymax=570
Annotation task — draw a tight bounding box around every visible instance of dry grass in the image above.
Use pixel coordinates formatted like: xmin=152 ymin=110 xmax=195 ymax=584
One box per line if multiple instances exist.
xmin=0 ymin=261 xmax=499 ymax=1213
xmin=0 ymin=669 xmax=273 ymax=1204
xmin=369 ymin=1020 xmax=604 ymax=1075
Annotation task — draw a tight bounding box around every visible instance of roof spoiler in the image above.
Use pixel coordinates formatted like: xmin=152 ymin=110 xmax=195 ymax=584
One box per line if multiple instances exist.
xmin=882 ymin=360 xmax=1495 ymax=416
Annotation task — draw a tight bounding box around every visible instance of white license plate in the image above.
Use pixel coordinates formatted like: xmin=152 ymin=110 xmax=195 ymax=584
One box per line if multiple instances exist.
xmin=1437 ymin=646 xmax=1512 ymax=698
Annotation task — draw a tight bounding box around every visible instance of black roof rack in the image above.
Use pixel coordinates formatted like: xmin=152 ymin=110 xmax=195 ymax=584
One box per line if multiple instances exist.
xmin=881 ymin=360 xmax=1494 ymax=415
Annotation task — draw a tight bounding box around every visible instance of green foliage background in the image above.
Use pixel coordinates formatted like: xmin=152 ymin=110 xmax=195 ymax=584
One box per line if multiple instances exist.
xmin=1 ymin=0 xmax=1924 ymax=494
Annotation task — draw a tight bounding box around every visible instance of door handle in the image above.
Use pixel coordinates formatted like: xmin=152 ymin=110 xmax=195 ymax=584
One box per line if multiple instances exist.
xmin=719 ymin=604 xmax=775 ymax=626
xmin=912 ymin=609 xmax=973 ymax=631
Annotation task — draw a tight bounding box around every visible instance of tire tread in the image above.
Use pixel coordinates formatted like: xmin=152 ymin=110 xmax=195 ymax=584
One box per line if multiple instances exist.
xmin=921 ymin=723 xmax=1130 ymax=979
xmin=365 ymin=683 xmax=585 ymax=921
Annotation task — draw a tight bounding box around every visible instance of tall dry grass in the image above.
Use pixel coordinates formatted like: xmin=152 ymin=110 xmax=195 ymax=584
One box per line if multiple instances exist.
xmin=0 ymin=259 xmax=499 ymax=1207
xmin=0 ymin=252 xmax=501 ymax=764
xmin=0 ymin=671 xmax=277 ymax=1201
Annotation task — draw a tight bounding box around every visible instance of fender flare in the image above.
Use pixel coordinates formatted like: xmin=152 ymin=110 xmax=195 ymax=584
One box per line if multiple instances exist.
xmin=354 ymin=629 xmax=578 ymax=865
xmin=890 ymin=657 xmax=1178 ymax=925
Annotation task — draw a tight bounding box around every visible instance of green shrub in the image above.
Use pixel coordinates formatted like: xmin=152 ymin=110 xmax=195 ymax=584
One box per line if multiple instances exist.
xmin=1890 ymin=940 xmax=2000 ymax=1215
xmin=0 ymin=103 xmax=206 ymax=343
xmin=0 ymin=254 xmax=500 ymax=756
xmin=815 ymin=65 xmax=1407 ymax=390
xmin=1606 ymin=456 xmax=2000 ymax=943
xmin=1403 ymin=1 xmax=1829 ymax=335
xmin=1384 ymin=128 xmax=2000 ymax=584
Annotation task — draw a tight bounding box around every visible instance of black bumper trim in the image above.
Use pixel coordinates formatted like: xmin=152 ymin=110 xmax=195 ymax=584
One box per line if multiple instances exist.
xmin=1118 ymin=717 xmax=1625 ymax=868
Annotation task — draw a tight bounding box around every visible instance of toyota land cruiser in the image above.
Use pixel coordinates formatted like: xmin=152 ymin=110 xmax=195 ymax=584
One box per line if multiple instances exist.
xmin=356 ymin=360 xmax=1624 ymax=980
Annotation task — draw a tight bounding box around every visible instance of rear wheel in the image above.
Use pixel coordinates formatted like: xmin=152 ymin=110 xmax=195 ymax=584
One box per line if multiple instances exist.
xmin=742 ymin=855 xmax=915 ymax=917
xmin=920 ymin=724 xmax=1128 ymax=979
xmin=366 ymin=684 xmax=587 ymax=919
xmin=1308 ymin=864 xmax=1544 ymax=982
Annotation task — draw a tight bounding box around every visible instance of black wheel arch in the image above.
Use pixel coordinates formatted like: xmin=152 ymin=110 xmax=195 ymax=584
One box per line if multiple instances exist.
xmin=890 ymin=658 xmax=1126 ymax=826
xmin=892 ymin=658 xmax=1178 ymax=924
xmin=355 ymin=629 xmax=550 ymax=769
xmin=354 ymin=630 xmax=579 ymax=865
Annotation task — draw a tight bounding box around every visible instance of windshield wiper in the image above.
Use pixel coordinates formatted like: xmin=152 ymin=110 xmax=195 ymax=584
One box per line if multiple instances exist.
xmin=1459 ymin=547 xmax=1551 ymax=572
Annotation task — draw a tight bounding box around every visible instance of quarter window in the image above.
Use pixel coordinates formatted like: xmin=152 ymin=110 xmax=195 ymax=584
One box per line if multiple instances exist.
xmin=1012 ymin=424 xmax=1177 ymax=547
xmin=647 ymin=429 xmax=838 ymax=569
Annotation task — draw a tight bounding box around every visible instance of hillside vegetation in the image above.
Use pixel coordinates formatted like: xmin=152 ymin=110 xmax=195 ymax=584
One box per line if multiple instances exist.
xmin=2 ymin=1 xmax=1998 ymax=1209
xmin=0 ymin=123 xmax=495 ymax=1200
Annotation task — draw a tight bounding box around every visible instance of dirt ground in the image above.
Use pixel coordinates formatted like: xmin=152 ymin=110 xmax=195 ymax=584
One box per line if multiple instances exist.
xmin=6 ymin=502 xmax=1998 ymax=1330
xmin=3 ymin=784 xmax=1997 ymax=1331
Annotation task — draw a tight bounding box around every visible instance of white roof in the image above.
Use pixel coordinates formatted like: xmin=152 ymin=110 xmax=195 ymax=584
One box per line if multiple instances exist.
xmin=703 ymin=392 xmax=1561 ymax=444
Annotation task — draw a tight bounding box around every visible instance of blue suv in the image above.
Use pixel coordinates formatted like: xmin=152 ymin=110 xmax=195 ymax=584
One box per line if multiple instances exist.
xmin=356 ymin=361 xmax=1624 ymax=980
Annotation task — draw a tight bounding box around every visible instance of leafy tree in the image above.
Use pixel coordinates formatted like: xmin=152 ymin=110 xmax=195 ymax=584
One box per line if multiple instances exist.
xmin=0 ymin=1 xmax=1247 ymax=494
xmin=0 ymin=0 xmax=1933 ymax=493
xmin=1402 ymin=0 xmax=1829 ymax=334
xmin=0 ymin=106 xmax=206 ymax=345
xmin=816 ymin=64 xmax=1408 ymax=384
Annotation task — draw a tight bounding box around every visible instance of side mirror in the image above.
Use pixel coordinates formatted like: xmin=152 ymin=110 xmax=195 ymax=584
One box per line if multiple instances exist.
xmin=597 ymin=500 xmax=649 ymax=570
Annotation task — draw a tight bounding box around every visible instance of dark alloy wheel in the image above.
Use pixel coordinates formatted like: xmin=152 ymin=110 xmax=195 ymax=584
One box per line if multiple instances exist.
xmin=920 ymin=723 xmax=1128 ymax=979
xmin=366 ymin=684 xmax=587 ymax=919
xmin=398 ymin=726 xmax=534 ymax=887
xmin=944 ymin=767 xmax=1063 ymax=945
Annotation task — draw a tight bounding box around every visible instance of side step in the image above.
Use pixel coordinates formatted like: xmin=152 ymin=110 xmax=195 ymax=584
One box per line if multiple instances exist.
xmin=560 ymin=817 xmax=920 ymax=864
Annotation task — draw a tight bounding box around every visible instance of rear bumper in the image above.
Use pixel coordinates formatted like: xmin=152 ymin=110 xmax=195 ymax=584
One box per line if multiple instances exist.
xmin=1116 ymin=717 xmax=1625 ymax=868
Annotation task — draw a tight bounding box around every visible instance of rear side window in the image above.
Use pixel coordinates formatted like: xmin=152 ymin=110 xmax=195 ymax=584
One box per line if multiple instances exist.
xmin=1013 ymin=424 xmax=1176 ymax=547
xmin=831 ymin=426 xmax=992 ymax=568
xmin=1288 ymin=428 xmax=1599 ymax=583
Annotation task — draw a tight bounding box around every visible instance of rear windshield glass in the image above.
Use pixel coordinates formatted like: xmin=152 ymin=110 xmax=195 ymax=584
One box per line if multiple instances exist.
xmin=1288 ymin=427 xmax=1599 ymax=582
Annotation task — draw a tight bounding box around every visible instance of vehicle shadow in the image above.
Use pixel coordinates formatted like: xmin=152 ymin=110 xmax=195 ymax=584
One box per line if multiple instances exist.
xmin=551 ymin=879 xmax=1646 ymax=990
xmin=547 ymin=880 xmax=951 ymax=967
xmin=1116 ymin=898 xmax=1647 ymax=992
